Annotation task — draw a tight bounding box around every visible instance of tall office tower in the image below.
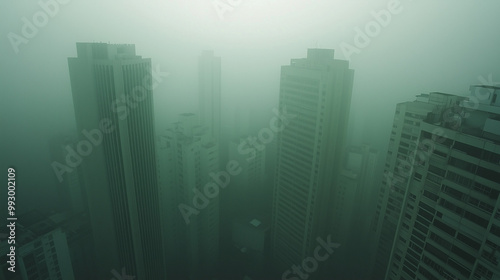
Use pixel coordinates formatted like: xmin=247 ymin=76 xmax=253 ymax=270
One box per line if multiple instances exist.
xmin=377 ymin=86 xmax=500 ymax=280
xmin=327 ymin=144 xmax=379 ymax=278
xmin=67 ymin=43 xmax=164 ymax=279
xmin=160 ymin=113 xmax=220 ymax=279
xmin=271 ymin=49 xmax=354 ymax=277
xmin=199 ymin=50 xmax=221 ymax=141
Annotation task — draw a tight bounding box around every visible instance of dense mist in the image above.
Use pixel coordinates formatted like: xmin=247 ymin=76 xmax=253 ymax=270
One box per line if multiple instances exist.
xmin=2 ymin=0 xmax=499 ymax=212
xmin=1 ymin=1 xmax=499 ymax=279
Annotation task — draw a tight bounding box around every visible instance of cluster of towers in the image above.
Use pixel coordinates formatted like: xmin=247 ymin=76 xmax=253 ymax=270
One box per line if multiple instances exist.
xmin=2 ymin=42 xmax=499 ymax=280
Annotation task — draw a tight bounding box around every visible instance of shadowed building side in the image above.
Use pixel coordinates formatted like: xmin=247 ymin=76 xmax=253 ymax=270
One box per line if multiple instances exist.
xmin=271 ymin=48 xmax=354 ymax=279
xmin=379 ymin=87 xmax=500 ymax=279
xmin=67 ymin=42 xmax=164 ymax=279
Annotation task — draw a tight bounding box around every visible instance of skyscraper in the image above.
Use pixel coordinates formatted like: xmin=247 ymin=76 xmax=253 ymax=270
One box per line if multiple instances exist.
xmin=271 ymin=49 xmax=354 ymax=277
xmin=67 ymin=43 xmax=164 ymax=279
xmin=378 ymin=86 xmax=500 ymax=279
xmin=156 ymin=130 xmax=180 ymax=277
xmin=368 ymin=92 xmax=454 ymax=279
xmin=159 ymin=113 xmax=220 ymax=279
xmin=199 ymin=50 xmax=221 ymax=141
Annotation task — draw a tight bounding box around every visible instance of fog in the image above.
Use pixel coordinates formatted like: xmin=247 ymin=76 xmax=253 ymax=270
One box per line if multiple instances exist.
xmin=1 ymin=0 xmax=499 ymax=278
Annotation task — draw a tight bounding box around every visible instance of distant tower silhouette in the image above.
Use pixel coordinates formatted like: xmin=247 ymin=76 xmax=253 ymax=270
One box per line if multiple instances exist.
xmin=199 ymin=50 xmax=221 ymax=142
xmin=158 ymin=113 xmax=220 ymax=279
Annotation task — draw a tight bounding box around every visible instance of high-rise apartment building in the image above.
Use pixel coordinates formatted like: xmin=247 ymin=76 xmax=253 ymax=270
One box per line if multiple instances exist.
xmin=67 ymin=42 xmax=164 ymax=279
xmin=156 ymin=130 xmax=182 ymax=278
xmin=199 ymin=50 xmax=221 ymax=141
xmin=368 ymin=92 xmax=447 ymax=279
xmin=271 ymin=49 xmax=354 ymax=276
xmin=0 ymin=210 xmax=92 ymax=280
xmin=158 ymin=113 xmax=220 ymax=279
xmin=372 ymin=86 xmax=500 ymax=279
xmin=0 ymin=228 xmax=74 ymax=280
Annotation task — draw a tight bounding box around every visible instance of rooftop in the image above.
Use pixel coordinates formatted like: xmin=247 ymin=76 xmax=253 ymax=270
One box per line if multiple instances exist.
xmin=74 ymin=42 xmax=142 ymax=60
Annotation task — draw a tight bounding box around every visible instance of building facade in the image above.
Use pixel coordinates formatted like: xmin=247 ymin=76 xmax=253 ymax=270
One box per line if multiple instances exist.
xmin=271 ymin=49 xmax=354 ymax=277
xmin=67 ymin=43 xmax=164 ymax=279
xmin=372 ymin=86 xmax=500 ymax=279
xmin=158 ymin=113 xmax=220 ymax=279
xmin=199 ymin=50 xmax=221 ymax=141
xmin=368 ymin=93 xmax=439 ymax=279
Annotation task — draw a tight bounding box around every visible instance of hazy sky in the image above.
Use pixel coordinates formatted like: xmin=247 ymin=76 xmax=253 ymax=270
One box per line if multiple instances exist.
xmin=1 ymin=0 xmax=499 ymax=214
